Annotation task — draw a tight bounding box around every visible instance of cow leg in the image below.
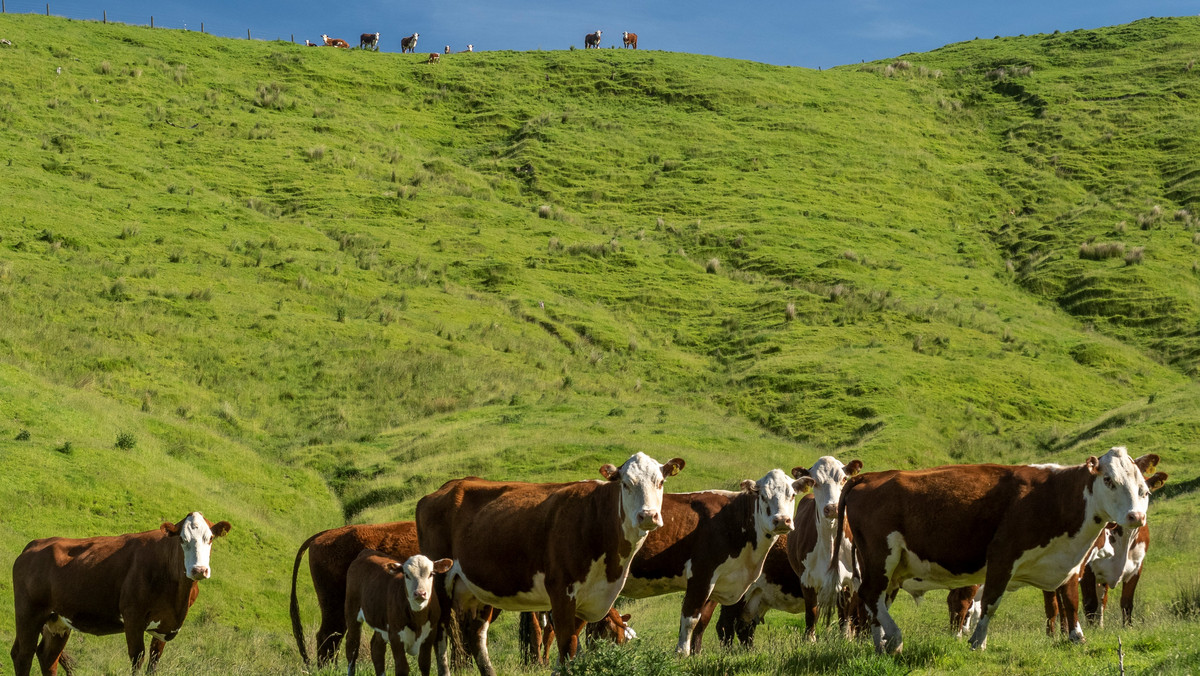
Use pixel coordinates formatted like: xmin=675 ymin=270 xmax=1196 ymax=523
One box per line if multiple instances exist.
xmin=1042 ymin=590 xmax=1059 ymax=637
xmin=1120 ymin=571 xmax=1141 ymax=626
xmin=676 ymin=582 xmax=715 ymax=655
xmin=549 ymin=599 xmax=585 ymax=664
xmin=1079 ymin=565 xmax=1101 ymax=626
xmin=12 ymin=614 xmax=47 ymax=676
xmin=345 ymin=617 xmax=362 ymax=676
xmin=35 ymin=626 xmax=70 ymax=676
xmin=369 ymin=633 xmax=387 ymax=676
xmin=969 ymin=564 xmax=1016 ymax=652
xmin=1056 ymin=580 xmax=1083 ymax=643
xmin=688 ymin=599 xmax=717 ymax=655
xmin=144 ymin=638 xmax=166 ymax=674
xmin=714 ymin=601 xmax=742 ymax=648
xmin=463 ymin=606 xmax=497 ymax=676
xmin=1097 ymin=584 xmax=1110 ymax=628
xmin=801 ymin=586 xmax=819 ymax=641
xmin=517 ymin=612 xmax=539 ymax=666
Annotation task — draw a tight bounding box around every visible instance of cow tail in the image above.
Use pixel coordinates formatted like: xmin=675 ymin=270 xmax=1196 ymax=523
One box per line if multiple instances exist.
xmin=290 ymin=531 xmax=323 ymax=667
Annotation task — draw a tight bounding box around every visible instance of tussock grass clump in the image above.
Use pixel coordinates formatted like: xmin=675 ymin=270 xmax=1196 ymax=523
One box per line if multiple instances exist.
xmin=537 ymin=204 xmax=552 ymax=218
xmin=705 ymin=258 xmax=720 ymax=273
xmin=96 ymin=60 xmax=111 ymax=75
xmin=186 ymin=288 xmax=213 ymax=301
xmin=305 ymin=146 xmax=325 ymax=161
xmin=1193 ymin=232 xmax=1200 ymax=245
xmin=253 ymin=82 xmax=290 ymax=110
xmin=557 ymin=641 xmax=683 ymax=676
xmin=1175 ymin=209 xmax=1191 ymax=221
xmin=1124 ymin=246 xmax=1145 ymax=265
xmin=1170 ymin=578 xmax=1200 ymax=619
xmin=785 ymin=302 xmax=797 ymax=321
xmin=1079 ymin=241 xmax=1125 ymax=260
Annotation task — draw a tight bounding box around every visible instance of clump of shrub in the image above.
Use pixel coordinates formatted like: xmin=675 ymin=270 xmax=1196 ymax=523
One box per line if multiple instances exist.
xmin=56 ymin=441 xmax=74 ymax=455
xmin=1079 ymin=241 xmax=1125 ymax=260
xmin=15 ymin=429 xmax=31 ymax=441
xmin=557 ymin=641 xmax=683 ymax=676
xmin=115 ymin=432 xmax=136 ymax=450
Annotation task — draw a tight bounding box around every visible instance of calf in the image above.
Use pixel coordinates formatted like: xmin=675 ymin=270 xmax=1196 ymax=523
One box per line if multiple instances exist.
xmin=321 ymin=34 xmax=350 ymax=48
xmin=584 ymin=30 xmax=602 ymax=49
xmin=622 ymin=32 xmax=638 ymax=49
xmin=619 ymin=469 xmax=810 ymax=655
xmin=360 ymin=32 xmax=380 ymax=50
xmin=290 ymin=521 xmax=419 ymax=667
xmin=835 ymin=447 xmax=1157 ymax=653
xmin=416 ymin=452 xmax=684 ymax=676
xmin=11 ymin=513 xmax=231 ymax=675
xmin=400 ymin=33 xmax=419 ymax=53
xmin=426 ymin=53 xmax=440 ymax=64
xmin=518 ymin=607 xmax=634 ymax=665
xmin=345 ymin=551 xmax=453 ymax=676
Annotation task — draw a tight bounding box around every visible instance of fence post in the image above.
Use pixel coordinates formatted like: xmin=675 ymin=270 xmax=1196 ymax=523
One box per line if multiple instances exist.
xmin=102 ymin=9 xmax=106 ymax=23
xmin=247 ymin=29 xmax=251 ymax=40
xmin=150 ymin=15 xmax=154 ymax=28
xmin=201 ymin=22 xmax=204 ymax=33
xmin=290 ymin=34 xmax=294 ymax=43
xmin=46 ymin=3 xmax=49 ymax=15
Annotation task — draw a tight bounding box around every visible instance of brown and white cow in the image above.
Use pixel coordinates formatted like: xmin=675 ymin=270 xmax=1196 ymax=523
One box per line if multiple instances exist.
xmin=712 ymin=534 xmax=804 ymax=648
xmin=289 ymin=521 xmax=419 ymax=667
xmin=426 ymin=53 xmax=440 ymax=64
xmin=790 ymin=457 xmax=862 ymax=638
xmin=11 ymin=513 xmax=231 ymax=675
xmin=584 ymin=30 xmax=602 ymax=49
xmin=619 ymin=469 xmax=809 ymax=655
xmin=518 ymin=607 xmax=634 ymax=666
xmin=344 ymin=550 xmax=453 ymax=676
xmin=834 ymin=447 xmax=1157 ymax=654
xmin=400 ymin=33 xmax=419 ymax=53
xmin=622 ymin=32 xmax=638 ymax=49
xmin=321 ymin=34 xmax=350 ymax=48
xmin=360 ymin=32 xmax=380 ymax=50
xmin=416 ymin=452 xmax=684 ymax=676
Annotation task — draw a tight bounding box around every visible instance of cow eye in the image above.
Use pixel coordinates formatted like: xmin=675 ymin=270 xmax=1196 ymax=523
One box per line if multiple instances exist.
xmin=1103 ymin=476 xmax=1115 ymax=488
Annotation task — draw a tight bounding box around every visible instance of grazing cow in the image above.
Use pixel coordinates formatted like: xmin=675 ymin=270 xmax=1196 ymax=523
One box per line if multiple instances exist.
xmin=584 ymin=30 xmax=602 ymax=49
xmin=834 ymin=447 xmax=1157 ymax=654
xmin=426 ymin=53 xmax=440 ymax=64
xmin=360 ymin=32 xmax=380 ymax=50
xmin=619 ymin=469 xmax=810 ymax=655
xmin=344 ymin=551 xmax=453 ymax=676
xmin=416 ymin=452 xmax=684 ymax=676
xmin=11 ymin=513 xmax=231 ymax=676
xmin=622 ymin=32 xmax=638 ymax=49
xmin=290 ymin=521 xmax=419 ymax=667
xmin=321 ymin=34 xmax=350 ymax=48
xmin=518 ymin=607 xmax=634 ymax=665
xmin=400 ymin=33 xmax=419 ymax=53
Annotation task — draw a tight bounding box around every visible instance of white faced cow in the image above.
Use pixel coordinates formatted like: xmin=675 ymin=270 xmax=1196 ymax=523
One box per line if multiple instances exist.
xmin=11 ymin=513 xmax=231 ymax=675
xmin=835 ymin=447 xmax=1157 ymax=654
xmin=416 ymin=452 xmax=684 ymax=676
xmin=584 ymin=30 xmax=602 ymax=49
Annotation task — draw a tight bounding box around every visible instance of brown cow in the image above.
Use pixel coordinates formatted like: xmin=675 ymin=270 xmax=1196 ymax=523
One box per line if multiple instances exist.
xmin=518 ymin=607 xmax=634 ymax=665
xmin=344 ymin=550 xmax=453 ymax=676
xmin=426 ymin=53 xmax=440 ymax=64
xmin=713 ymin=535 xmax=804 ymax=648
xmin=290 ymin=521 xmax=419 ymax=667
xmin=622 ymin=32 xmax=638 ymax=49
xmin=584 ymin=30 xmax=602 ymax=49
xmin=11 ymin=513 xmax=231 ymax=675
xmin=834 ymin=447 xmax=1157 ymax=653
xmin=619 ymin=469 xmax=809 ymax=655
xmin=400 ymin=33 xmax=419 ymax=53
xmin=321 ymin=34 xmax=350 ymax=48
xmin=360 ymin=32 xmax=380 ymax=50
xmin=416 ymin=452 xmax=684 ymax=676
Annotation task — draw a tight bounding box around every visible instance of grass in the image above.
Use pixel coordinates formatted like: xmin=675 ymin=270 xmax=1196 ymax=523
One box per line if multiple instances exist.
xmin=1 ymin=10 xmax=1200 ymax=674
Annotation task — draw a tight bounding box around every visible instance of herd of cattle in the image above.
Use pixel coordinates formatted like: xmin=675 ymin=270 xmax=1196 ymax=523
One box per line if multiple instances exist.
xmin=9 ymin=446 xmax=1167 ymax=675
xmin=302 ymin=29 xmax=640 ymax=65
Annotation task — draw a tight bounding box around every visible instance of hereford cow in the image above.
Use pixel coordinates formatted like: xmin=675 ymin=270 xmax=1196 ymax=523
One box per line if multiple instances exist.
xmin=622 ymin=32 xmax=638 ymax=49
xmin=584 ymin=31 xmax=602 ymax=49
xmin=834 ymin=447 xmax=1157 ymax=654
xmin=360 ymin=32 xmax=380 ymax=50
xmin=321 ymin=34 xmax=350 ymax=48
xmin=444 ymin=45 xmax=451 ymax=54
xmin=518 ymin=607 xmax=634 ymax=666
xmin=426 ymin=53 xmax=440 ymax=64
xmin=11 ymin=513 xmax=231 ymax=676
xmin=712 ymin=535 xmax=804 ymax=648
xmin=416 ymin=452 xmax=684 ymax=676
xmin=400 ymin=33 xmax=419 ymax=53
xmin=344 ymin=551 xmax=453 ymax=676
xmin=290 ymin=521 xmax=419 ymax=667
xmin=619 ymin=469 xmax=809 ymax=655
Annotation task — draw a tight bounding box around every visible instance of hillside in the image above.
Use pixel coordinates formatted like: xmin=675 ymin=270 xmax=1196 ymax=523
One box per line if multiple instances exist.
xmin=1 ymin=13 xmax=1199 ymax=674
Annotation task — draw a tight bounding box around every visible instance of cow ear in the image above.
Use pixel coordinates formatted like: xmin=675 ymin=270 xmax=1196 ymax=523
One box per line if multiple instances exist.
xmin=791 ymin=466 xmax=809 ymax=480
xmin=794 ymin=477 xmax=816 ymax=495
xmin=1086 ymin=456 xmax=1101 ymax=475
xmin=210 ymin=521 xmax=232 ymax=538
xmin=662 ymin=458 xmax=685 ymax=478
xmin=599 ymin=464 xmax=620 ymax=481
xmin=740 ymin=479 xmax=758 ymax=494
xmin=845 ymin=460 xmax=863 ymax=476
xmin=161 ymin=522 xmax=181 ymax=537
xmin=1134 ymin=454 xmax=1160 ymax=477
xmin=1146 ymin=472 xmax=1168 ymax=493
xmin=433 ymin=558 xmax=454 ymax=574
xmin=386 ymin=562 xmax=404 ymax=575
xmin=621 ymin=613 xmax=632 ymax=623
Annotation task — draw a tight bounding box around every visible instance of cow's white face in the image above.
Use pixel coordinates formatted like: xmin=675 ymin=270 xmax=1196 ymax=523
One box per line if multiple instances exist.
xmin=1088 ymin=447 xmax=1151 ymax=529
xmin=165 ymin=512 xmax=231 ymax=581
xmin=794 ymin=456 xmax=861 ymax=523
xmin=389 ymin=555 xmax=453 ymax=612
xmin=742 ymin=469 xmax=803 ymax=537
xmin=601 ymin=452 xmax=684 ymax=534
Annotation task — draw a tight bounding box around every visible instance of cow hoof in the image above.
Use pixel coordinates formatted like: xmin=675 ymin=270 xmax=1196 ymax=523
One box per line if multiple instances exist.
xmin=969 ymin=638 xmax=987 ymax=651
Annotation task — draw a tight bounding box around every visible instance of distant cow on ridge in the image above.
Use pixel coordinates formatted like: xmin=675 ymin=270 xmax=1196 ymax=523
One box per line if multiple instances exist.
xmin=584 ymin=30 xmax=602 ymax=49
xmin=622 ymin=32 xmax=638 ymax=49
xmin=360 ymin=32 xmax=380 ymax=50
xmin=321 ymin=34 xmax=350 ymax=48
xmin=401 ymin=33 xmax=419 ymax=53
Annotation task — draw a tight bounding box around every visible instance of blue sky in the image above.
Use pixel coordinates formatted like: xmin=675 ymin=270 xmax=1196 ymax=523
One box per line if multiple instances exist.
xmin=27 ymin=0 xmax=1200 ymax=68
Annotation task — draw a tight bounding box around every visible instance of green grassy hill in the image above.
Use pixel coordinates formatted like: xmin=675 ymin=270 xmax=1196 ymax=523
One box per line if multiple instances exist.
xmin=1 ymin=13 xmax=1199 ymax=674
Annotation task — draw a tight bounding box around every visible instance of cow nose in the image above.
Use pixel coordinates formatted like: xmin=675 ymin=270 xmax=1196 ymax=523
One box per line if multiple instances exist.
xmin=773 ymin=515 xmax=793 ymax=532
xmin=190 ymin=565 xmax=210 ymax=580
xmin=637 ymin=509 xmax=662 ymax=529
xmin=823 ymin=504 xmax=838 ymax=518
xmin=1126 ymin=511 xmax=1146 ymax=527
xmin=414 ymin=589 xmax=428 ymax=600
